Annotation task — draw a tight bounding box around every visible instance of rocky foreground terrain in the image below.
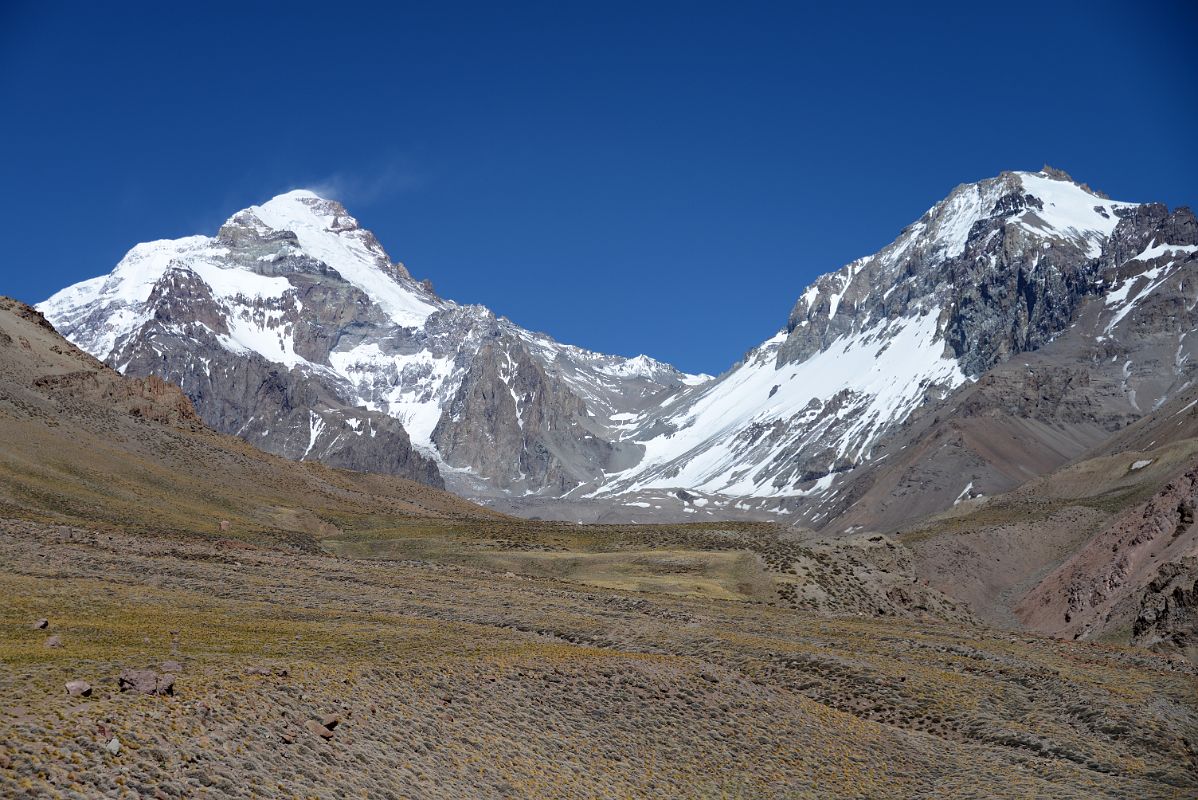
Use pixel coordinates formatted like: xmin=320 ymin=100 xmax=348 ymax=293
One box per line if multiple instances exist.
xmin=3 ymin=520 xmax=1196 ymax=799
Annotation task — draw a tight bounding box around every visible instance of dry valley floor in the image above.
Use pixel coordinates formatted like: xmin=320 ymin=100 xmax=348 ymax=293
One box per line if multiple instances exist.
xmin=2 ymin=519 xmax=1195 ymax=799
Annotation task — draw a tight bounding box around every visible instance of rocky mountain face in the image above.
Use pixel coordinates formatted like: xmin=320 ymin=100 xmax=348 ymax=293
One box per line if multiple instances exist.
xmin=794 ymin=199 xmax=1198 ymax=535
xmin=39 ymin=169 xmax=1197 ymax=530
xmin=40 ymin=191 xmax=704 ymax=494
xmin=576 ymin=169 xmax=1195 ymax=526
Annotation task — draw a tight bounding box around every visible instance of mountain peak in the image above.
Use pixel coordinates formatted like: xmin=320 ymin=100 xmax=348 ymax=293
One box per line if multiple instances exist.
xmin=216 ymin=190 xmax=439 ymax=326
xmin=227 ymin=189 xmax=365 ymax=244
xmin=275 ymin=187 xmax=324 ymax=201
xmin=1038 ymin=163 xmax=1075 ymax=182
xmin=254 ymin=188 xmax=349 ymax=225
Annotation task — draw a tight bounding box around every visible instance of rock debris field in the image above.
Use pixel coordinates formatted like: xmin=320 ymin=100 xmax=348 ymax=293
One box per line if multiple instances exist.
xmin=1 ymin=519 xmax=1196 ymax=799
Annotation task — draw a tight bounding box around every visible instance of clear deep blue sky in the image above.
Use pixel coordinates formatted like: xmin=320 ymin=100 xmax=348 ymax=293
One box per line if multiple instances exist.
xmin=2 ymin=1 xmax=1195 ymax=374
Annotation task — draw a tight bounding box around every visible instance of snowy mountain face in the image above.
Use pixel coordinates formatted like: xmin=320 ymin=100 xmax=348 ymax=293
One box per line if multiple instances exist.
xmin=588 ymin=170 xmax=1148 ymax=507
xmin=40 ymin=190 xmax=706 ymax=493
xmin=40 ymin=169 xmax=1197 ymax=527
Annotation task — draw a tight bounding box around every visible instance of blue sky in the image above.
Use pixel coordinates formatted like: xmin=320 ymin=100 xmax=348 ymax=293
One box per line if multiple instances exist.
xmin=2 ymin=1 xmax=1195 ymax=374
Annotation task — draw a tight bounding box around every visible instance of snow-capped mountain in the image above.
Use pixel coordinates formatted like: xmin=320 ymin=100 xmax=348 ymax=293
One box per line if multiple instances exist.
xmin=40 ymin=168 xmax=1197 ymax=528
xmin=40 ymin=190 xmax=708 ymax=493
xmin=590 ymin=169 xmax=1142 ymax=502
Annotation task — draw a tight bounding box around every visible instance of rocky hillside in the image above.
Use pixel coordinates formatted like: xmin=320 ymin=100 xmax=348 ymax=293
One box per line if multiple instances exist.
xmin=892 ymin=380 xmax=1198 ymax=653
xmin=1016 ymin=463 xmax=1198 ymax=651
xmin=0 ymin=296 xmax=500 ymax=542
xmin=39 ymin=169 xmax=1197 ymax=529
xmin=4 ymin=293 xmax=1198 ymax=797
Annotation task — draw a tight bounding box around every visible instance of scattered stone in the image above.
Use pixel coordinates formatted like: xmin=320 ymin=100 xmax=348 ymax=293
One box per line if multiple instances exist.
xmin=44 ymin=635 xmax=61 ymax=648
xmin=320 ymin=713 xmax=341 ymax=730
xmin=119 ymin=668 xmax=174 ymax=695
xmin=119 ymin=669 xmax=158 ymax=694
xmin=32 ymin=618 xmax=48 ymax=630
xmin=105 ymin=737 xmax=121 ymax=755
xmin=160 ymin=660 xmax=182 ymax=673
xmin=245 ymin=666 xmax=271 ymax=676
xmin=219 ymin=519 xmax=231 ymax=531
xmin=0 ymin=753 xmax=10 ymax=769
xmin=305 ymin=719 xmax=334 ymax=740
xmin=65 ymin=680 xmax=92 ymax=697
xmin=279 ymin=731 xmax=295 ymax=744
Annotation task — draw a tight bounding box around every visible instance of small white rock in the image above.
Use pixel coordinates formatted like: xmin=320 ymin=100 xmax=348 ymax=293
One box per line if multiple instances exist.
xmin=105 ymin=737 xmax=120 ymax=755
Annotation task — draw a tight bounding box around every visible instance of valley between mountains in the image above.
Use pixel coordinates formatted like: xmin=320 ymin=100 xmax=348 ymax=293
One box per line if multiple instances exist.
xmin=2 ymin=166 xmax=1197 ymax=798
xmin=38 ymin=167 xmax=1198 ymax=531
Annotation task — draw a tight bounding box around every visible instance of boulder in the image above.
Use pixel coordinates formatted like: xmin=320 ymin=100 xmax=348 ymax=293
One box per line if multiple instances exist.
xmin=305 ymin=719 xmax=334 ymax=740
xmin=119 ymin=668 xmax=174 ymax=695
xmin=65 ymin=680 xmax=91 ymax=697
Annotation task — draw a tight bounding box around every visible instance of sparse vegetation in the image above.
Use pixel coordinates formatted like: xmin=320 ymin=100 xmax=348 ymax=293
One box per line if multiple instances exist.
xmin=2 ymin=520 xmax=1196 ymax=799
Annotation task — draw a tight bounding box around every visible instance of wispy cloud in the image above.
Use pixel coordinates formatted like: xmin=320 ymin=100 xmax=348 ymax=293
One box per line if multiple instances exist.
xmin=299 ymin=154 xmax=426 ymax=206
xmin=179 ymin=154 xmax=429 ymax=238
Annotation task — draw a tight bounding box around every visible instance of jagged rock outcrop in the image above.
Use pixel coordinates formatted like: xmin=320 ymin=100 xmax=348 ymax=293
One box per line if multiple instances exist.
xmin=1015 ymin=464 xmax=1198 ymax=646
xmin=431 ymin=337 xmax=632 ymax=492
xmin=777 ymin=169 xmax=1131 ymax=375
xmin=1133 ymin=556 xmax=1198 ymax=659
